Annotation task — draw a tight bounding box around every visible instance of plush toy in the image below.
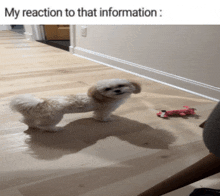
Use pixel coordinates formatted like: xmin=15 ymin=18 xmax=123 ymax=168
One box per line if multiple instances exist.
xmin=157 ymin=106 xmax=196 ymax=118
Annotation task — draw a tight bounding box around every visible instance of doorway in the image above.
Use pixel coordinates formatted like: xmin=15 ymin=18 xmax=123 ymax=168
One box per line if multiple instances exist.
xmin=39 ymin=25 xmax=70 ymax=51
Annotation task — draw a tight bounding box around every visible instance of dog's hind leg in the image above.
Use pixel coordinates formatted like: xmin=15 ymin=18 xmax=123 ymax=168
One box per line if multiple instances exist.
xmin=21 ymin=117 xmax=37 ymax=129
xmin=22 ymin=117 xmax=63 ymax=132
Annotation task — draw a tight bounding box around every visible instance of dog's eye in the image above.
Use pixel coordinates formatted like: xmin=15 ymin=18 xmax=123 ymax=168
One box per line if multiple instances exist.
xmin=117 ymin=85 xmax=125 ymax=88
xmin=105 ymin=88 xmax=112 ymax=91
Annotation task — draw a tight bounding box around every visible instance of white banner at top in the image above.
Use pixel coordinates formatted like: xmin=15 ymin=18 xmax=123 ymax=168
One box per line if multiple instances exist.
xmin=0 ymin=0 xmax=220 ymax=24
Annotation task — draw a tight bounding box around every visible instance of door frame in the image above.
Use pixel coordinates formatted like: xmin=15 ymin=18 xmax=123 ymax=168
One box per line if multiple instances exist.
xmin=33 ymin=25 xmax=45 ymax=40
xmin=69 ymin=25 xmax=76 ymax=54
xmin=26 ymin=25 xmax=75 ymax=53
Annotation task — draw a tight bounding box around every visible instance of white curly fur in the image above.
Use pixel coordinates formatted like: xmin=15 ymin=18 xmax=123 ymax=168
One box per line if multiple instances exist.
xmin=10 ymin=79 xmax=141 ymax=131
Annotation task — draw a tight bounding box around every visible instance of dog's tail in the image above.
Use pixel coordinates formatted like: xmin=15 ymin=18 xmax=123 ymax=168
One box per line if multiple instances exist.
xmin=10 ymin=94 xmax=43 ymax=114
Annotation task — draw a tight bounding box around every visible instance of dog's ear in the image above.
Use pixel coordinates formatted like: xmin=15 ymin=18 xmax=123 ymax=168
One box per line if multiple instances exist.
xmin=130 ymin=81 xmax=141 ymax=94
xmin=87 ymin=86 xmax=104 ymax=101
xmin=87 ymin=86 xmax=98 ymax=98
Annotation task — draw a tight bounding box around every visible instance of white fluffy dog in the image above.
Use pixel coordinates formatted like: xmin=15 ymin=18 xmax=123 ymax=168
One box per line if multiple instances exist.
xmin=10 ymin=79 xmax=141 ymax=131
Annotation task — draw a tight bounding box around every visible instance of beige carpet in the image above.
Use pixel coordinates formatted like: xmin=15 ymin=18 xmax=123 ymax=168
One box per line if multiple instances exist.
xmin=0 ymin=30 xmax=218 ymax=196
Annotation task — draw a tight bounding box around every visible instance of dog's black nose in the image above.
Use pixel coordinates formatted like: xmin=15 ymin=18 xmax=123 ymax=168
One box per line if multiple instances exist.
xmin=114 ymin=90 xmax=121 ymax=93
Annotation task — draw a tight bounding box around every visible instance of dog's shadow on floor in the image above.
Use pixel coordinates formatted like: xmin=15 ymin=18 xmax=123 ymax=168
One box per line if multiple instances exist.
xmin=24 ymin=116 xmax=176 ymax=160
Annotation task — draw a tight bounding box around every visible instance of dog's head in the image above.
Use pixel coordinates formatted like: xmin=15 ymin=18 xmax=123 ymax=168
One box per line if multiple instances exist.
xmin=87 ymin=79 xmax=141 ymax=102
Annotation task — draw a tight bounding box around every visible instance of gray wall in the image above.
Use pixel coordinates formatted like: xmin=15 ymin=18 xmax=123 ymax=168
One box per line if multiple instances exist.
xmin=74 ymin=25 xmax=220 ymax=101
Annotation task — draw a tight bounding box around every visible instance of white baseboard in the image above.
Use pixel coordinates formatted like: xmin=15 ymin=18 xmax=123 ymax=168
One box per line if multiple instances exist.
xmin=73 ymin=47 xmax=219 ymax=102
xmin=69 ymin=46 xmax=74 ymax=53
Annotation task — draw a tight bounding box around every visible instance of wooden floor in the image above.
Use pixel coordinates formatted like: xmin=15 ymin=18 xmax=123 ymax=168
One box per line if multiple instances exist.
xmin=0 ymin=30 xmax=219 ymax=196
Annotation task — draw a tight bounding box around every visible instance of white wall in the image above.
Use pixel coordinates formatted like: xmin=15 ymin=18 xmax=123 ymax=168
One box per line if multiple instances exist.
xmin=73 ymin=25 xmax=220 ymax=101
xmin=23 ymin=25 xmax=34 ymax=40
xmin=0 ymin=25 xmax=11 ymax=30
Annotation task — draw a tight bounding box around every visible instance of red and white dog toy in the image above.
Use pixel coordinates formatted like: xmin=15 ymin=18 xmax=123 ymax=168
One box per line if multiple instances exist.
xmin=157 ymin=106 xmax=196 ymax=118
